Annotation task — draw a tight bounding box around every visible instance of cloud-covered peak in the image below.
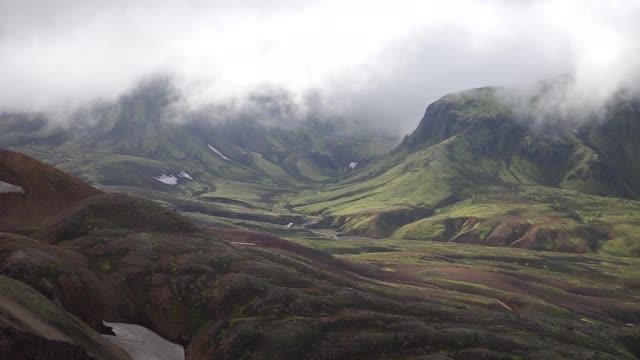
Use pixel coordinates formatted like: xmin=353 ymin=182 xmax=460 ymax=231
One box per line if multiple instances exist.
xmin=1 ymin=0 xmax=639 ymax=134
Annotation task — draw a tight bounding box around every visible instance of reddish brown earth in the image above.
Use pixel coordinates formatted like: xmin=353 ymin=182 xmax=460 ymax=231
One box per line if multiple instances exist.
xmin=209 ymin=228 xmax=390 ymax=282
xmin=0 ymin=149 xmax=102 ymax=234
xmin=393 ymin=264 xmax=640 ymax=324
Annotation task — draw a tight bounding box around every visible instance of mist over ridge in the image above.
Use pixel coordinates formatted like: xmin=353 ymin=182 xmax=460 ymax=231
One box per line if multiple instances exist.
xmin=1 ymin=0 xmax=640 ymax=135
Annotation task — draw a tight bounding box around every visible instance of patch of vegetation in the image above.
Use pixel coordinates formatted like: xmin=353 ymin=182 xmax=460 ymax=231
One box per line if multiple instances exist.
xmin=97 ymin=259 xmax=112 ymax=272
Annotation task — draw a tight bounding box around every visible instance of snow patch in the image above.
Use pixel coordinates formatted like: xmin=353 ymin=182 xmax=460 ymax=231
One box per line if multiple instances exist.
xmin=287 ymin=223 xmax=294 ymax=228
xmin=0 ymin=181 xmax=24 ymax=194
xmin=208 ymin=144 xmax=230 ymax=160
xmin=153 ymin=174 xmax=178 ymax=185
xmin=349 ymin=162 xmax=358 ymax=170
xmin=102 ymin=321 xmax=184 ymax=360
xmin=177 ymin=171 xmax=193 ymax=180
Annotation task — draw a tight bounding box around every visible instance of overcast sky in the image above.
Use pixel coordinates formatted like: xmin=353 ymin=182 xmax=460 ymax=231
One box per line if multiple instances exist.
xmin=1 ymin=0 xmax=639 ymax=134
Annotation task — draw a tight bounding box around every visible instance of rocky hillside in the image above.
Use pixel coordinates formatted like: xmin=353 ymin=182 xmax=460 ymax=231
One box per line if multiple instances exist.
xmin=0 ymin=270 xmax=131 ymax=360
xmin=0 ymin=149 xmax=101 ymax=234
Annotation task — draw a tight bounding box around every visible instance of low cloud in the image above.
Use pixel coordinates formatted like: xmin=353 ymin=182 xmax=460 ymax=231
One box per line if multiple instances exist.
xmin=1 ymin=0 xmax=640 ymax=135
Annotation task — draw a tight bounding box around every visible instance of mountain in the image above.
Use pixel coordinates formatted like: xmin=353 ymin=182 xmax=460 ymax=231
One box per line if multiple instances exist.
xmin=3 ymin=83 xmax=640 ymax=258
xmin=0 ymin=156 xmax=638 ymax=359
xmin=0 ymin=78 xmax=395 ymax=200
xmin=289 ymin=87 xmax=640 ymax=256
xmin=0 ymin=149 xmax=101 ymax=234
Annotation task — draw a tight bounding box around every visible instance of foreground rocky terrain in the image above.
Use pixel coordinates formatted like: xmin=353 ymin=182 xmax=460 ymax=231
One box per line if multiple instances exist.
xmin=4 ymin=83 xmax=640 ymax=258
xmin=0 ymin=149 xmax=639 ymax=359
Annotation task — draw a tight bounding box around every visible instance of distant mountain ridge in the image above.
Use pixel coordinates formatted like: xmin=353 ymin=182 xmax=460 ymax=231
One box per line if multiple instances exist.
xmin=3 ymin=82 xmax=640 ymax=256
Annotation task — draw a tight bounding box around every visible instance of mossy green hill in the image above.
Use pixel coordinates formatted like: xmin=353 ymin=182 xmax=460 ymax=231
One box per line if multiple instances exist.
xmin=289 ymin=88 xmax=640 ymax=256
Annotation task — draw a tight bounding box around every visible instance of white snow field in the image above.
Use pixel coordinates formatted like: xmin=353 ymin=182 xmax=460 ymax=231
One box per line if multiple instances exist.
xmin=153 ymin=174 xmax=178 ymax=185
xmin=102 ymin=321 xmax=185 ymax=360
xmin=178 ymin=171 xmax=193 ymax=180
xmin=0 ymin=180 xmax=24 ymax=194
xmin=208 ymin=144 xmax=230 ymax=160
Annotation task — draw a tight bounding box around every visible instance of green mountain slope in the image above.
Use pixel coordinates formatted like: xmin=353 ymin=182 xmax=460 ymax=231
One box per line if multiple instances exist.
xmin=290 ymin=88 xmax=640 ymax=256
xmin=0 ymin=79 xmax=395 ymax=210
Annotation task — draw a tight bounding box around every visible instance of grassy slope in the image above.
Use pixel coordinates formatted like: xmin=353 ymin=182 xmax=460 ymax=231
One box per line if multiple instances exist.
xmin=288 ymin=88 xmax=640 ymax=256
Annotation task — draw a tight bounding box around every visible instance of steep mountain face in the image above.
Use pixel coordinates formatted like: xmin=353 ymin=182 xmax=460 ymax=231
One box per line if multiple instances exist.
xmin=290 ymin=88 xmax=640 ymax=256
xmin=0 ymin=149 xmax=102 ymax=234
xmin=403 ymin=87 xmax=640 ymax=198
